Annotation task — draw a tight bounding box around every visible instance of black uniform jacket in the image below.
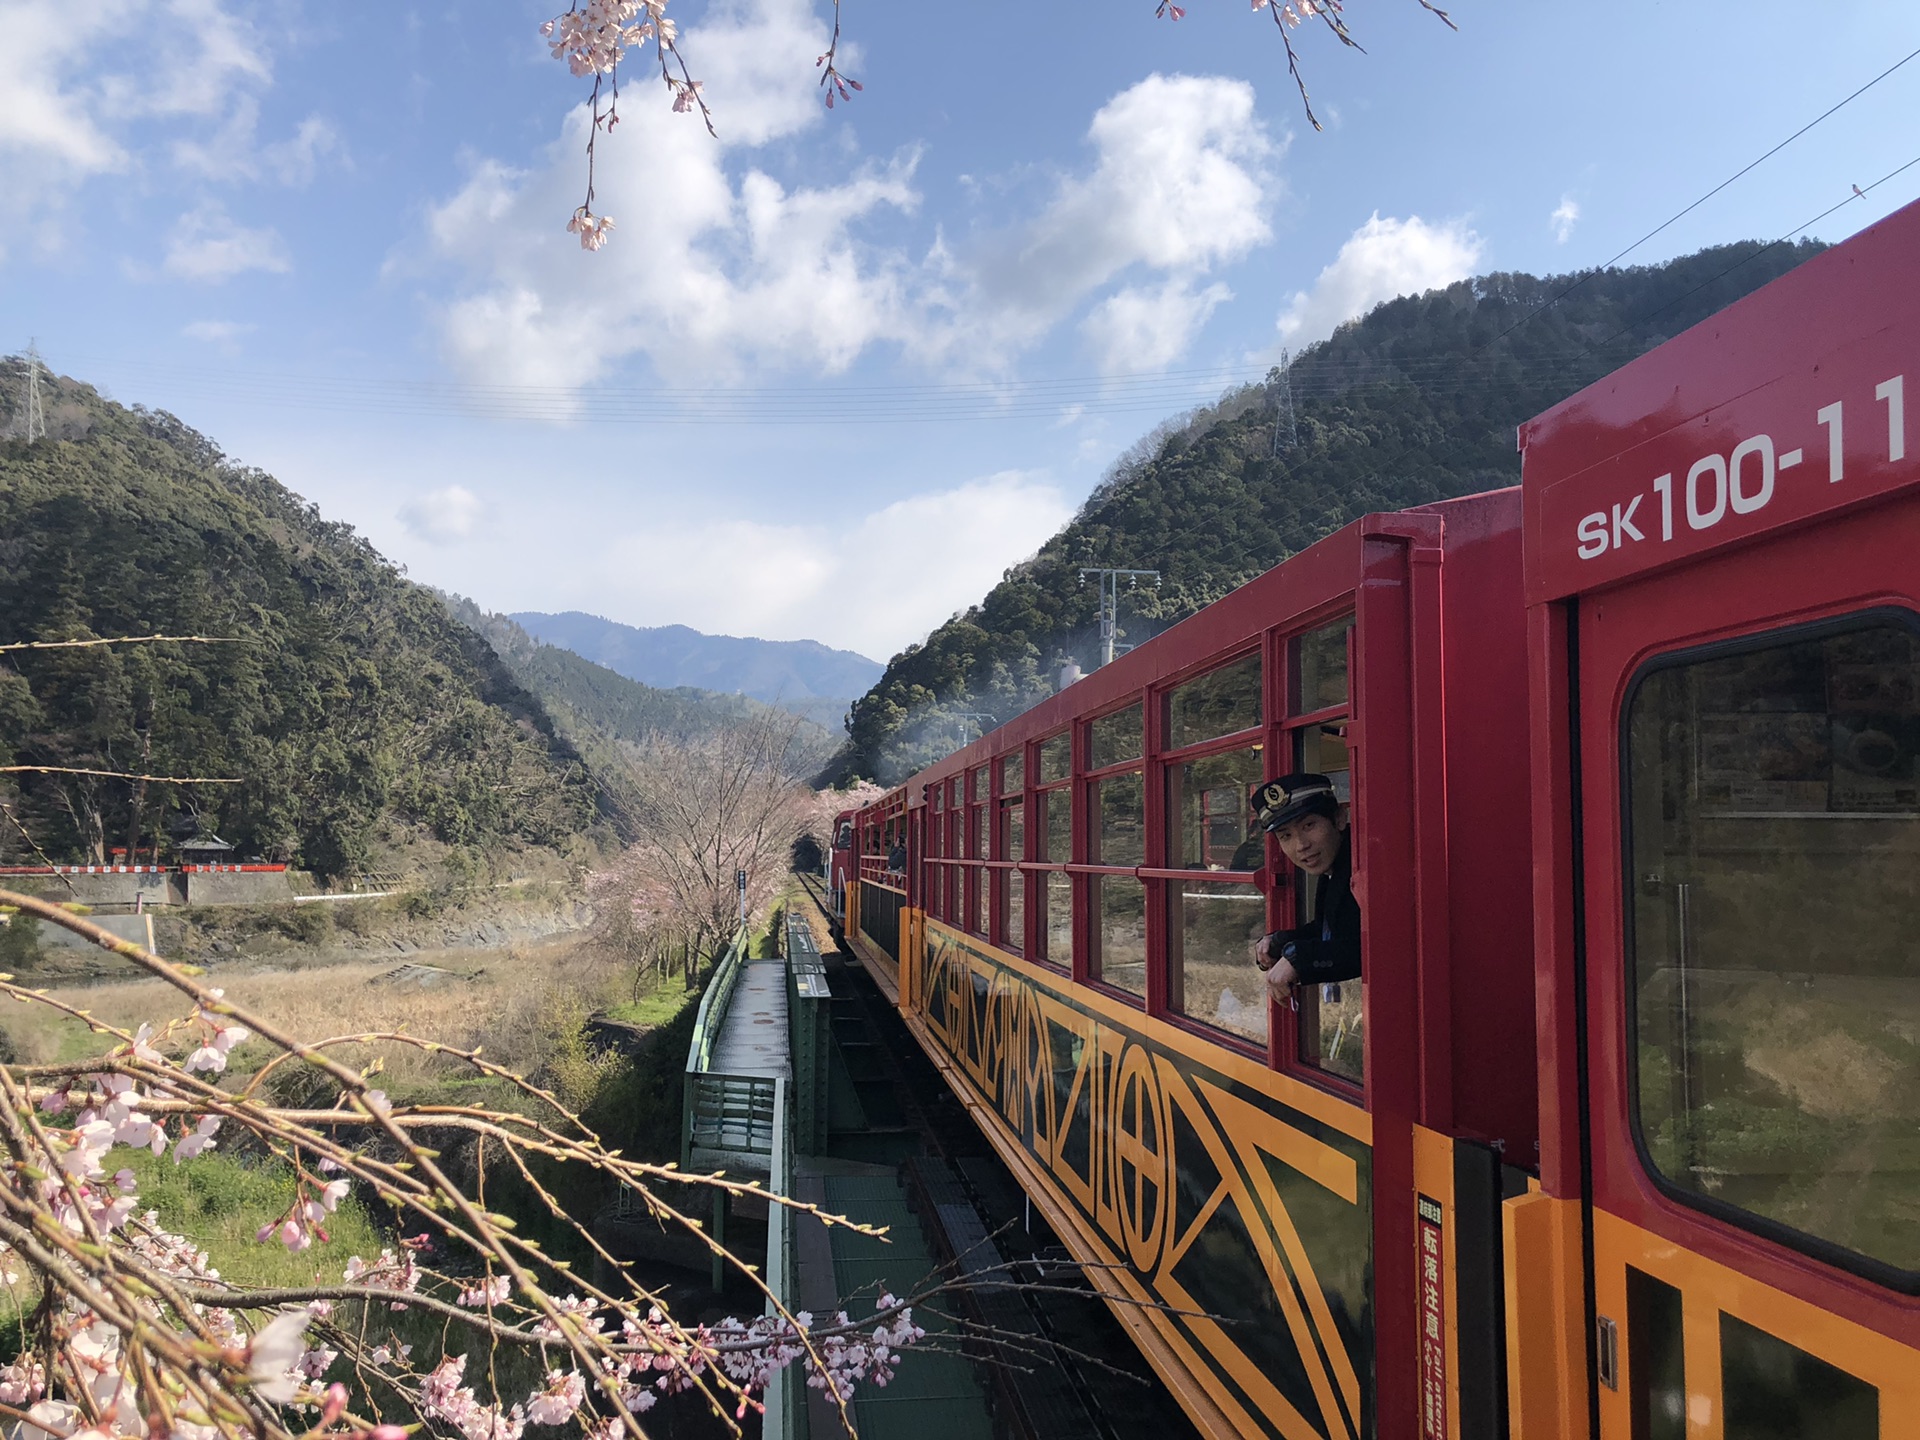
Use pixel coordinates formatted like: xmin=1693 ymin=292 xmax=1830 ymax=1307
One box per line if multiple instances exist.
xmin=1264 ymin=836 xmax=1362 ymax=984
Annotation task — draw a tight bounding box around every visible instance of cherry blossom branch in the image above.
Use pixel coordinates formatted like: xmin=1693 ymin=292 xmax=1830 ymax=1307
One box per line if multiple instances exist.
xmin=816 ymin=0 xmax=862 ymax=110
xmin=0 ymin=887 xmax=1236 ymax=1440
xmin=1155 ymin=1 xmax=1458 ymax=134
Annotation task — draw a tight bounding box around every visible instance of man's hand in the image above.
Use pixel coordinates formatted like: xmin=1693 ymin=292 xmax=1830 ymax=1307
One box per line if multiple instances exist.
xmin=1250 ymin=932 xmax=1278 ymax=971
xmin=1264 ymin=954 xmax=1301 ymax=1005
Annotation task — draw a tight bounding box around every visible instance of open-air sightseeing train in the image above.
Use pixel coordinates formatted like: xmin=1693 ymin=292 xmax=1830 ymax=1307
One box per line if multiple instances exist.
xmin=825 ymin=198 xmax=1920 ymax=1439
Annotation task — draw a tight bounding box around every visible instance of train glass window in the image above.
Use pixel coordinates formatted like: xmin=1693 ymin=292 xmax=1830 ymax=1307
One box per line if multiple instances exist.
xmin=1090 ymin=702 xmax=1143 ymax=769
xmin=999 ymin=797 xmax=1025 ymax=953
xmin=1094 ymin=772 xmax=1145 ymax=866
xmin=1093 ymin=876 xmax=1148 ymax=999
xmin=1000 ymin=751 xmax=1024 ymax=795
xmin=1039 ymin=733 xmax=1071 ymax=785
xmin=1035 ymin=788 xmax=1072 ymax=969
xmin=1168 ymin=747 xmax=1265 ymax=870
xmin=1044 ymin=789 xmax=1072 ymax=863
xmin=1296 ymin=615 xmax=1354 ymax=712
xmin=1168 ymin=880 xmax=1268 ymax=1046
xmin=968 ymin=797 xmax=987 ymax=936
xmin=1167 ymin=652 xmax=1262 ymax=749
xmin=1042 ymin=874 xmax=1072 ymax=969
xmin=1289 ymin=619 xmax=1362 ymax=1086
xmin=1625 ymin=615 xmax=1920 ymax=1276
xmin=1296 ymin=927 xmax=1364 ymax=1083
xmin=969 ymin=766 xmax=988 ymax=803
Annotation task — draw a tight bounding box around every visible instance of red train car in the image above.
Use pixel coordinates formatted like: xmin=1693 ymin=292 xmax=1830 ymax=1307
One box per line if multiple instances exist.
xmin=838 ymin=197 xmax=1920 ymax=1438
xmin=848 ymin=488 xmax=1536 ymax=1439
xmin=1518 ymin=199 xmax=1920 ymax=1437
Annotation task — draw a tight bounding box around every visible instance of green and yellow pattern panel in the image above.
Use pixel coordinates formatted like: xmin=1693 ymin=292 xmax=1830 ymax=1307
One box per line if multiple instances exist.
xmin=907 ymin=919 xmax=1374 ymax=1440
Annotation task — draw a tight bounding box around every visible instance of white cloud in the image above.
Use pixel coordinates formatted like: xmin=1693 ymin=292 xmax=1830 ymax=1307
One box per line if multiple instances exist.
xmin=420 ymin=0 xmax=919 ymax=390
xmin=967 ymin=72 xmax=1276 ymax=368
xmin=1550 ymin=194 xmax=1580 ymax=244
xmin=1080 ymin=278 xmax=1233 ymax=373
xmin=163 ymin=202 xmax=291 ymax=281
xmin=400 ymin=485 xmax=487 ymax=545
xmin=1276 ymin=213 xmax=1485 ymax=345
xmin=263 ymin=115 xmax=345 ymax=187
xmin=418 ymin=18 xmax=1279 ymax=389
xmin=176 ymin=104 xmax=346 ymax=186
xmin=576 ymin=473 xmax=1073 ymax=658
xmin=181 ymin=318 xmax=256 ymax=350
xmin=0 ymin=0 xmax=270 ymax=253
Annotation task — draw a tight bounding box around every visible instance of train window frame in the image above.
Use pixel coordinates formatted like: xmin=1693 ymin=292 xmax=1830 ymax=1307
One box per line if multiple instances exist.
xmin=1279 ymin=613 xmax=1363 ymax=1091
xmin=1152 ymin=649 xmax=1268 ymax=1054
xmin=945 ymin=785 xmax=962 ymax=925
xmin=1618 ymin=605 xmax=1920 ymax=1296
xmin=1074 ymin=694 xmax=1150 ymax=1005
xmin=1033 ymin=742 xmax=1074 ymax=973
xmin=925 ymin=785 xmax=942 ymax=921
xmin=995 ymin=747 xmax=1028 ymax=956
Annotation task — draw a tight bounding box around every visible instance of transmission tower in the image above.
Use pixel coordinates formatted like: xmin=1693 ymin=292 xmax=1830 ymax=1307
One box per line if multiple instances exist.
xmin=1078 ymin=567 xmax=1161 ymax=668
xmin=21 ymin=340 xmax=46 ymax=442
xmin=1270 ymin=347 xmax=1298 ymax=456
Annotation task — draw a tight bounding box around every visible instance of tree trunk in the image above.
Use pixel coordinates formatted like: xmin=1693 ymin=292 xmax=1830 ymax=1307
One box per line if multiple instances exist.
xmin=125 ymin=724 xmax=152 ymax=863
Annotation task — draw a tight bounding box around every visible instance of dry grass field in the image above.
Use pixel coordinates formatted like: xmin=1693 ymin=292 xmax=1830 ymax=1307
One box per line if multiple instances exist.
xmin=3 ymin=935 xmax=635 ymax=1091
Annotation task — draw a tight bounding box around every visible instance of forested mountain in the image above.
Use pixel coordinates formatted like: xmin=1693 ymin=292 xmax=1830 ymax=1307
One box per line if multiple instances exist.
xmin=446 ymin=601 xmax=838 ymax=776
xmin=511 ymin=612 xmax=878 ymax=716
xmin=0 ymin=368 xmax=601 ymax=878
xmin=824 ymin=239 xmax=1828 ymax=785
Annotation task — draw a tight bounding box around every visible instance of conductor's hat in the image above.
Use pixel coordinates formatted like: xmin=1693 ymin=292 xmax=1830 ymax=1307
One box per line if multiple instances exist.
xmin=1249 ymin=772 xmax=1340 ymax=832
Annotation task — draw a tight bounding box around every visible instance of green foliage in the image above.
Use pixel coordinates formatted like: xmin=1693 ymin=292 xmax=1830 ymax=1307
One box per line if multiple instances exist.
xmin=0 ymin=915 xmax=41 ymax=973
xmin=123 ymin=1149 xmax=386 ymax=1289
xmin=0 ymin=374 xmax=598 ymax=876
xmin=604 ymin=978 xmax=698 ymax=1030
xmin=825 ymin=241 xmax=1828 ymax=784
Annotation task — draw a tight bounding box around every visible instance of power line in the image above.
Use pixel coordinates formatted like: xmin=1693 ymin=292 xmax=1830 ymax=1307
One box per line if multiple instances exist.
xmin=1568 ymin=149 xmax=1920 ymax=369
xmin=1478 ymin=43 xmax=1920 ymax=353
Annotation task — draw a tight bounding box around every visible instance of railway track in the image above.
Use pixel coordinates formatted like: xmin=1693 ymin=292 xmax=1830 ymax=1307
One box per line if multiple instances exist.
xmin=789 ymin=876 xmax=1198 ymax=1440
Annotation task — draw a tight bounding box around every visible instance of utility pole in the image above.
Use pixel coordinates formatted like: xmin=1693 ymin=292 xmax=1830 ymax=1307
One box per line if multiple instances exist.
xmin=1271 ymin=347 xmax=1297 ymax=457
xmin=22 ymin=340 xmax=46 ymax=442
xmin=1077 ymin=567 xmax=1161 ymax=668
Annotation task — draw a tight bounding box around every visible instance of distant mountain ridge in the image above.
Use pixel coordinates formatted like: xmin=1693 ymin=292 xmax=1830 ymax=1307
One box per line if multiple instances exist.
xmin=445 ymin=600 xmax=839 ymax=790
xmin=511 ymin=612 xmax=880 ymax=712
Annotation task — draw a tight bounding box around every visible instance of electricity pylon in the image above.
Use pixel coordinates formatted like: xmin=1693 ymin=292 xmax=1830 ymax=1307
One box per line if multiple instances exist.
xmin=21 ymin=340 xmax=46 ymax=442
xmin=1078 ymin=567 xmax=1161 ymax=668
xmin=1271 ymin=348 xmax=1297 ymax=456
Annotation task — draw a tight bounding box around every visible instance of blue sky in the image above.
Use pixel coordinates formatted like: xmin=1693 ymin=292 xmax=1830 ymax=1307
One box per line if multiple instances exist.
xmin=4 ymin=1 xmax=1920 ymax=660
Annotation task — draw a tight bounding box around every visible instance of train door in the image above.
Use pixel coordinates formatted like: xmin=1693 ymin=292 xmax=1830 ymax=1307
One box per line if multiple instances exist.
xmin=1522 ymin=205 xmax=1920 ymax=1439
xmin=1574 ymin=509 xmax=1920 ymax=1439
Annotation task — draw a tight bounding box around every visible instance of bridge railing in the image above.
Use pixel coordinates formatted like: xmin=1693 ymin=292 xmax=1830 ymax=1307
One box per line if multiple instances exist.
xmin=680 ymin=928 xmax=781 ymax=1172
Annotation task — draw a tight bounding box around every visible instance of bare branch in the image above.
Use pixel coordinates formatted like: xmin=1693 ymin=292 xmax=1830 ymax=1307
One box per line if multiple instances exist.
xmin=0 ymin=766 xmax=243 ymax=784
xmin=0 ymin=635 xmax=248 ymax=654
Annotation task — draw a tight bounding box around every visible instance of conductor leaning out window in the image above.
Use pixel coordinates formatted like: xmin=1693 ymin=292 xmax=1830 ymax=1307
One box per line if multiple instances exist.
xmin=1247 ymin=772 xmax=1362 ymax=1005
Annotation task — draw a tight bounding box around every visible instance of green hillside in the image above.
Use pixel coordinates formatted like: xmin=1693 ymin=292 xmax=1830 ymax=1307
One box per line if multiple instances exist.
xmin=0 ymin=370 xmax=600 ymax=879
xmin=826 ymin=239 xmax=1827 ymax=784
